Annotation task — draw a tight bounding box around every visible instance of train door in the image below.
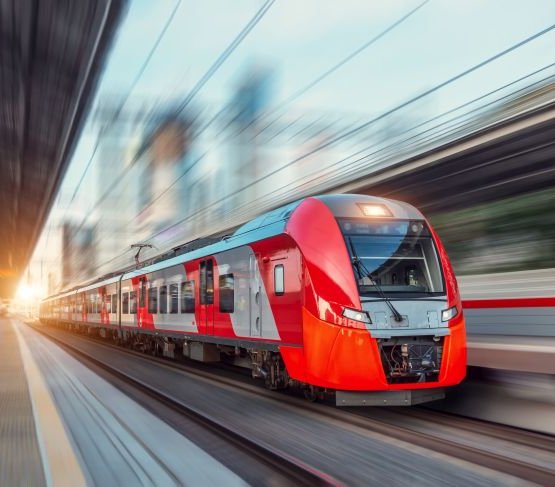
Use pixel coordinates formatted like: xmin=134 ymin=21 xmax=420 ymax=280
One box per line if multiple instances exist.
xmin=249 ymin=253 xmax=262 ymax=336
xmin=199 ymin=259 xmax=215 ymax=335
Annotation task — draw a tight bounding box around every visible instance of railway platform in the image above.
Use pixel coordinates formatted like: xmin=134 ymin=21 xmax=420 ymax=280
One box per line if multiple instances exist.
xmin=3 ymin=317 xmax=555 ymax=486
xmin=0 ymin=318 xmax=47 ymax=486
xmin=0 ymin=317 xmax=245 ymax=486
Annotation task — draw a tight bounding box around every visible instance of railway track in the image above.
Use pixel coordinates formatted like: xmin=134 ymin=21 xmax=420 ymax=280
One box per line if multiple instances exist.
xmin=35 ymin=324 xmax=555 ymax=486
xmin=32 ymin=325 xmax=341 ymax=487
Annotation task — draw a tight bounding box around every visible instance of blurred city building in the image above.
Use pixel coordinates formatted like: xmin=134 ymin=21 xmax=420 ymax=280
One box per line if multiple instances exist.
xmin=61 ymin=223 xmax=96 ymax=289
xmin=28 ymin=64 xmax=555 ymax=295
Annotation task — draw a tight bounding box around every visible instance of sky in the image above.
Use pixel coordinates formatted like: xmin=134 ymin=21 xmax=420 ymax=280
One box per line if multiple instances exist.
xmin=97 ymin=0 xmax=554 ymax=111
xmin=19 ymin=0 xmax=555 ymax=298
xmin=54 ymin=0 xmax=555 ymax=204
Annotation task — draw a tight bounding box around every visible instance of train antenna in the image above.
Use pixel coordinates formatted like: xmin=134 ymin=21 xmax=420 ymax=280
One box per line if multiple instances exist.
xmin=131 ymin=243 xmax=155 ymax=267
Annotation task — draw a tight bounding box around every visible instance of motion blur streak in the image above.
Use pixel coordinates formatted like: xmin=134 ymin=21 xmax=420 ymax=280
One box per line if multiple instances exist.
xmin=14 ymin=3 xmax=555 ymax=389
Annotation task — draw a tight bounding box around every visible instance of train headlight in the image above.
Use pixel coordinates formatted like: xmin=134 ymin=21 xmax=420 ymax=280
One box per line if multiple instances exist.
xmin=358 ymin=203 xmax=392 ymax=217
xmin=441 ymin=305 xmax=458 ymax=322
xmin=342 ymin=307 xmax=372 ymax=324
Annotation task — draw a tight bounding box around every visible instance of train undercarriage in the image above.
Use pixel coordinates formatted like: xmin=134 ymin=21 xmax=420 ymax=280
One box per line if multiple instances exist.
xmin=51 ymin=320 xmax=297 ymax=391
xmin=45 ymin=320 xmax=446 ymax=405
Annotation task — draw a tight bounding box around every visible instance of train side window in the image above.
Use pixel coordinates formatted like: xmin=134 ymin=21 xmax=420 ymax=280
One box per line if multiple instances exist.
xmin=122 ymin=293 xmax=129 ymax=314
xmin=139 ymin=281 xmax=146 ymax=308
xmin=169 ymin=284 xmax=178 ymax=314
xmin=160 ymin=285 xmax=168 ymax=314
xmin=219 ymin=274 xmax=234 ymax=313
xmin=112 ymin=294 xmax=118 ymax=314
xmin=274 ymin=264 xmax=284 ymax=295
xmin=181 ymin=281 xmax=195 ymax=313
xmin=106 ymin=295 xmax=111 ymax=314
xmin=148 ymin=286 xmax=158 ymax=313
xmin=130 ymin=291 xmax=137 ymax=314
xmin=200 ymin=261 xmax=206 ymax=304
xmin=206 ymin=261 xmax=214 ymax=304
xmin=200 ymin=260 xmax=214 ymax=305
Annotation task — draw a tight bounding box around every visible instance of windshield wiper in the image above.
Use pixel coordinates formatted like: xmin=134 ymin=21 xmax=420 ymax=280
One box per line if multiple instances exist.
xmin=347 ymin=237 xmax=404 ymax=322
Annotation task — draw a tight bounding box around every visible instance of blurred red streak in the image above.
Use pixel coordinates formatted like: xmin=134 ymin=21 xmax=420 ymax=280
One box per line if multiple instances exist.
xmin=463 ymin=298 xmax=555 ymax=308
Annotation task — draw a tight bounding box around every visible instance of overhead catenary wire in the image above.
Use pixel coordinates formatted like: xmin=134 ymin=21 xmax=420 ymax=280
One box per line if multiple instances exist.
xmin=57 ymin=0 xmax=277 ymax=264
xmin=86 ymin=63 xmax=555 ymax=278
xmin=94 ymin=74 xmax=555 ymax=278
xmin=62 ymin=0 xmax=184 ymax=221
xmin=195 ymin=0 xmax=431 ymax=149
xmin=63 ymin=0 xmax=430 ymax=251
xmin=140 ymin=24 xmax=555 ymax=247
xmin=249 ymin=61 xmax=555 ymax=148
xmin=272 ymin=0 xmax=431 ymax=117
xmin=222 ymin=71 xmax=555 ymax=223
xmin=57 ymin=17 xmax=555 ymax=283
xmin=174 ymin=0 xmax=276 ymax=115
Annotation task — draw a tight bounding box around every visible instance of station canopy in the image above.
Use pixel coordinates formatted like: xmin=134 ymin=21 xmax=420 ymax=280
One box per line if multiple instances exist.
xmin=0 ymin=0 xmax=126 ymax=297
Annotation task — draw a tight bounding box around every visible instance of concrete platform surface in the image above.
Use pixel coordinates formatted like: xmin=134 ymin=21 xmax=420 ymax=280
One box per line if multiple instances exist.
xmin=1 ymin=318 xmax=246 ymax=486
xmin=0 ymin=318 xmax=46 ymax=486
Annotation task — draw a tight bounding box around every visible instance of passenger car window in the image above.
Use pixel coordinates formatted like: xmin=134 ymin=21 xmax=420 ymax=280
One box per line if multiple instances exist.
xmin=148 ymin=287 xmax=158 ymax=313
xmin=169 ymin=283 xmax=178 ymax=314
xmin=130 ymin=291 xmax=137 ymax=314
xmin=122 ymin=292 xmax=129 ymax=314
xmin=274 ymin=264 xmax=284 ymax=295
xmin=160 ymin=285 xmax=168 ymax=314
xmin=200 ymin=260 xmax=214 ymax=305
xmin=219 ymin=274 xmax=234 ymax=313
xmin=181 ymin=281 xmax=195 ymax=313
xmin=139 ymin=280 xmax=146 ymax=307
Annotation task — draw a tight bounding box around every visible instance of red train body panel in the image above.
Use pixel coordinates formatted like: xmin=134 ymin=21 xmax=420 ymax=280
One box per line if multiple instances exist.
xmin=40 ymin=194 xmax=467 ymax=405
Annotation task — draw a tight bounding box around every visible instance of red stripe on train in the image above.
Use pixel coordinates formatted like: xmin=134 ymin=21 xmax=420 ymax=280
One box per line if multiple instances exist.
xmin=463 ymin=297 xmax=555 ymax=309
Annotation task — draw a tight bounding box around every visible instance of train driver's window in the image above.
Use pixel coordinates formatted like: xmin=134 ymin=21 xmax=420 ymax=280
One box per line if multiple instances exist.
xmin=274 ymin=264 xmax=284 ymax=295
xmin=122 ymin=292 xmax=129 ymax=314
xmin=148 ymin=286 xmax=158 ymax=313
xmin=219 ymin=274 xmax=234 ymax=313
xmin=130 ymin=291 xmax=137 ymax=314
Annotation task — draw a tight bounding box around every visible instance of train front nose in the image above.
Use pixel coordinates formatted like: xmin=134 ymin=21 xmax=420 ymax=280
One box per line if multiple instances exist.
xmin=293 ymin=300 xmax=466 ymax=391
xmin=361 ymin=300 xmax=447 ymax=383
xmin=360 ymin=299 xmax=466 ymax=387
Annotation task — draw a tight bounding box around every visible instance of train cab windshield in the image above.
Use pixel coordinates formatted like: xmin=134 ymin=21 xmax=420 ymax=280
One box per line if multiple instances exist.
xmin=340 ymin=219 xmax=445 ymax=297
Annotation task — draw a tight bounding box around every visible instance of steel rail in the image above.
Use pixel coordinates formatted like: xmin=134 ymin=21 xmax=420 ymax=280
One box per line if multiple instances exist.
xmin=33 ymin=324 xmax=342 ymax=487
xmin=36 ymin=323 xmax=555 ymax=486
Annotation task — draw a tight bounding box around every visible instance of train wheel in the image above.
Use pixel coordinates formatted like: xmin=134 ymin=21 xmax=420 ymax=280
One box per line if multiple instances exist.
xmin=303 ymin=385 xmax=320 ymax=402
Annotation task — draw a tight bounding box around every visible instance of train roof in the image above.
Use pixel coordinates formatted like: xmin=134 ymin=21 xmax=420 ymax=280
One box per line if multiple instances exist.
xmin=119 ymin=199 xmax=303 ymax=281
xmin=43 ymin=194 xmax=424 ymax=301
xmin=316 ymin=194 xmax=424 ymax=220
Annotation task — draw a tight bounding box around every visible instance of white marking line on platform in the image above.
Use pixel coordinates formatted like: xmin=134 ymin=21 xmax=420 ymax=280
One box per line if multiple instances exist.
xmin=468 ymin=341 xmax=555 ymax=353
xmin=12 ymin=321 xmax=86 ymax=487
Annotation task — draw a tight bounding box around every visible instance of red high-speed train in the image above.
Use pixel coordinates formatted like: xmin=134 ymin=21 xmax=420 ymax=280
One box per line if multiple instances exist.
xmin=40 ymin=194 xmax=466 ymax=405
